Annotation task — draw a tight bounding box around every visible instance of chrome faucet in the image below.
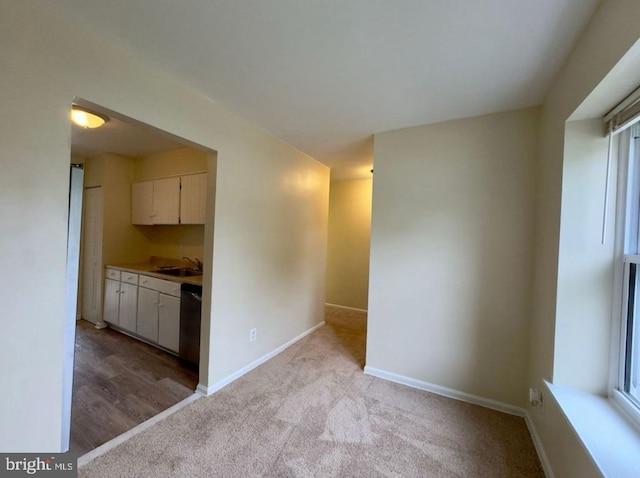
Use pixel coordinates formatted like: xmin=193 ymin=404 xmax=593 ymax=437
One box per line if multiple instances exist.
xmin=183 ymin=256 xmax=203 ymax=271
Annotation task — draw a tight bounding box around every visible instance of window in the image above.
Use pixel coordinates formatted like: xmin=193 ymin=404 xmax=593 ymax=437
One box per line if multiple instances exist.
xmin=615 ymin=124 xmax=640 ymax=416
xmin=623 ymin=261 xmax=640 ymax=404
xmin=602 ymin=85 xmax=640 ymax=424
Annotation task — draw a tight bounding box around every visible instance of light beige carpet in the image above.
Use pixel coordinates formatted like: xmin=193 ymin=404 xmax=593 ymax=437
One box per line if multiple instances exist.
xmin=79 ymin=306 xmax=543 ymax=477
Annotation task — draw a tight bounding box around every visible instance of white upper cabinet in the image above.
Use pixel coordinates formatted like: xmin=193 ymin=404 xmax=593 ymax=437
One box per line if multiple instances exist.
xmin=132 ymin=173 xmax=206 ymax=225
xmin=180 ymin=173 xmax=207 ymax=225
xmin=152 ymin=177 xmax=181 ymax=224
xmin=132 ymin=181 xmax=154 ymax=225
xmin=131 ymin=177 xmax=180 ymax=225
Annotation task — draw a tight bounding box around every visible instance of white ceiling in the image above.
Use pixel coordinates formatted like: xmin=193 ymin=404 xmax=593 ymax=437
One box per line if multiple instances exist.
xmin=71 ymin=113 xmax=188 ymax=159
xmin=53 ymin=0 xmax=601 ymax=179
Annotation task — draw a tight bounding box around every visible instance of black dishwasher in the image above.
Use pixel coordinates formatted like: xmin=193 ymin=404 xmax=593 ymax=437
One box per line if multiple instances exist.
xmin=180 ymin=283 xmax=202 ymax=368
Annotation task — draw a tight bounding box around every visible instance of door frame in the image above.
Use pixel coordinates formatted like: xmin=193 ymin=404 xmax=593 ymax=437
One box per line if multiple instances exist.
xmin=61 ymin=164 xmax=84 ymax=450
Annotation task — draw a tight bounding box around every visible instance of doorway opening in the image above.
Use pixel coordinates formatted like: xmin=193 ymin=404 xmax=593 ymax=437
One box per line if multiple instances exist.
xmin=64 ymin=99 xmax=217 ymax=454
xmin=324 ymin=176 xmax=373 ymax=367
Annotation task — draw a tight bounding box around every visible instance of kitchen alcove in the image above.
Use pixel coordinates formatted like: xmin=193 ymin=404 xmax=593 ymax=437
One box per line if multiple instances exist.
xmin=67 ymin=98 xmax=218 ymax=454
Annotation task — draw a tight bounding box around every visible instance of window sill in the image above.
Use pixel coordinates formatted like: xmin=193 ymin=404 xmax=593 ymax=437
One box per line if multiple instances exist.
xmin=545 ymin=381 xmax=640 ymax=477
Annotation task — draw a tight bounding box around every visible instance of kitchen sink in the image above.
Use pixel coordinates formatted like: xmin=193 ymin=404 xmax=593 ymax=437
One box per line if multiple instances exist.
xmin=153 ymin=267 xmax=202 ymax=277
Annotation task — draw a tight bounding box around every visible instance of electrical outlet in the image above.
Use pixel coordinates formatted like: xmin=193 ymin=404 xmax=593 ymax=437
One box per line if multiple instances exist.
xmin=249 ymin=328 xmax=257 ymax=342
xmin=529 ymin=388 xmax=543 ymax=409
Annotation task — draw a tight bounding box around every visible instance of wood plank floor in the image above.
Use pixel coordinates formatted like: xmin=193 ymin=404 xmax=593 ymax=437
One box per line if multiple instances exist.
xmin=70 ymin=320 xmax=198 ymax=455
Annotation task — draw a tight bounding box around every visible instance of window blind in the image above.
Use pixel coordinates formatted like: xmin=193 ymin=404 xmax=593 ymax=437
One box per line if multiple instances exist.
xmin=601 ymin=85 xmax=640 ymax=244
xmin=605 ymin=85 xmax=640 ymax=136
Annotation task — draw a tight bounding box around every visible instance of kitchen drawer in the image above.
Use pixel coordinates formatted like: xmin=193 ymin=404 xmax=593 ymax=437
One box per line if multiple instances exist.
xmin=105 ymin=268 xmax=121 ymax=281
xmin=139 ymin=275 xmax=181 ymax=297
xmin=121 ymin=272 xmax=139 ymax=285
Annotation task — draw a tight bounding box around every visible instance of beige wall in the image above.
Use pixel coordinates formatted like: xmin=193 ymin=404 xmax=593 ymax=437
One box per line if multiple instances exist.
xmin=83 ymin=156 xmax=104 ymax=188
xmin=554 ymin=118 xmax=616 ymax=394
xmin=368 ymin=107 xmax=538 ymax=407
xmin=0 ymin=0 xmax=328 ymax=452
xmin=85 ymin=153 xmax=149 ymax=264
xmin=325 ymin=179 xmax=372 ymax=310
xmin=134 ymin=146 xmax=208 ymax=180
xmin=139 ymin=226 xmax=204 ymax=261
xmin=528 ymin=1 xmax=640 ymax=476
xmin=98 ymin=154 xmax=139 ymax=265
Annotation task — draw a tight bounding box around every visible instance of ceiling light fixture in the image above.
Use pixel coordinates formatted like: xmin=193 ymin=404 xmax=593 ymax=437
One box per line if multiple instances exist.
xmin=70 ymin=106 xmax=108 ymax=129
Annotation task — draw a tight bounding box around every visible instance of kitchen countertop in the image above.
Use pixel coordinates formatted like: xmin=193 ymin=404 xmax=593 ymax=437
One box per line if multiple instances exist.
xmin=106 ymin=261 xmax=203 ymax=287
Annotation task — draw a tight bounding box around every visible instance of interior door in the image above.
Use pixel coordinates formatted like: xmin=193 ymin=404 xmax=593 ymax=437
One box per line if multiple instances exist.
xmin=81 ymin=187 xmax=103 ymax=325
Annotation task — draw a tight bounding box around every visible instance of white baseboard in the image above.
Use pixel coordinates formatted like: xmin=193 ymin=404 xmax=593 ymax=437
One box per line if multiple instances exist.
xmin=198 ymin=321 xmax=325 ymax=396
xmin=363 ymin=366 xmax=526 ymax=417
xmin=325 ymin=303 xmax=368 ymax=313
xmin=195 ymin=383 xmax=209 ymax=396
xmin=524 ymin=411 xmax=555 ymax=478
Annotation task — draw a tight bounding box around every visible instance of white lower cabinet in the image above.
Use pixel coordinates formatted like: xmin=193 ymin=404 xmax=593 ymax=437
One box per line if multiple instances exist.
xmin=138 ymin=278 xmax=181 ymax=353
xmin=103 ymin=278 xmax=121 ymax=325
xmin=103 ymin=267 xmax=181 ymax=354
xmin=158 ymin=294 xmax=180 ymax=352
xmin=103 ymin=275 xmax=138 ymax=333
xmin=118 ymin=283 xmax=138 ymax=333
xmin=137 ymin=287 xmax=160 ymax=342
